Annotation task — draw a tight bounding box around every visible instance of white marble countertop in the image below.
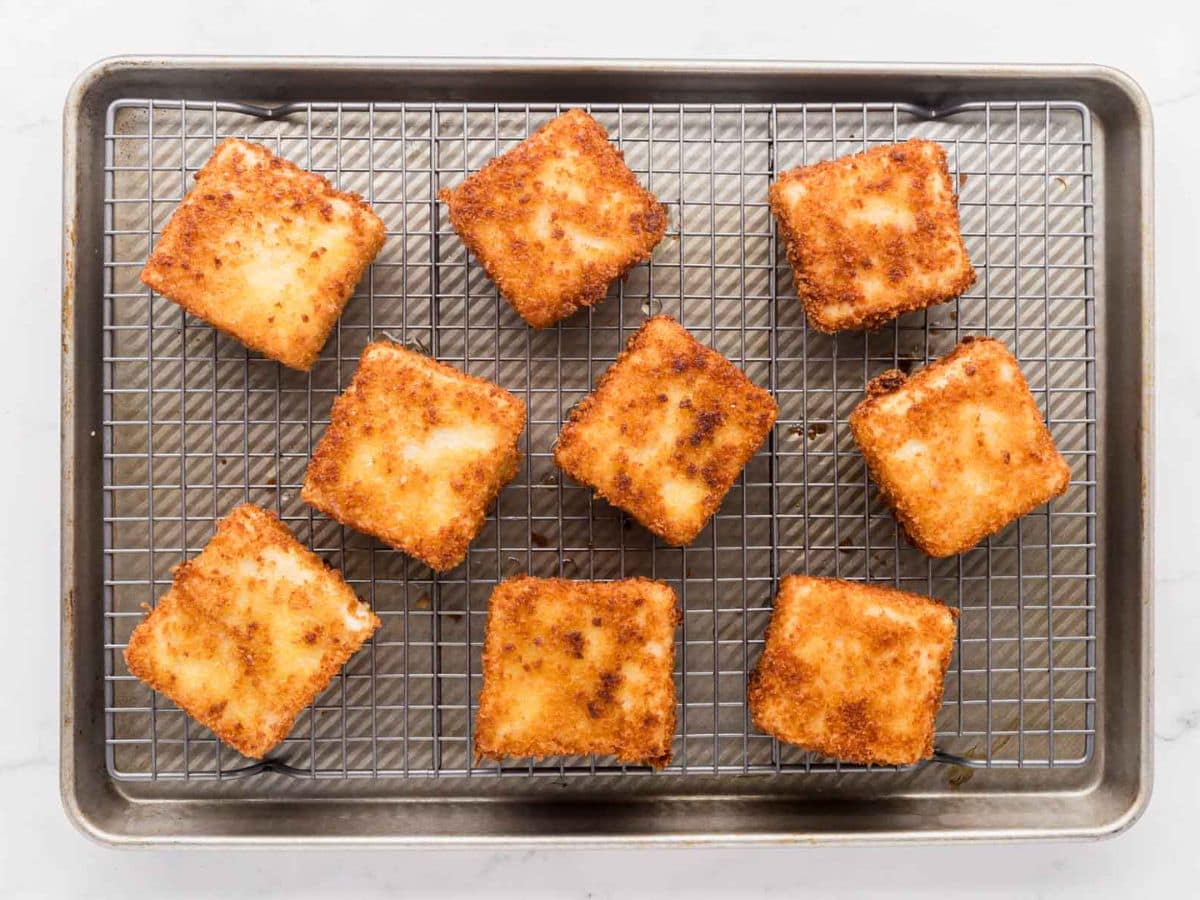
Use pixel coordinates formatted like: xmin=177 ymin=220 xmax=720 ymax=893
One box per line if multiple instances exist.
xmin=2 ymin=1 xmax=1194 ymax=895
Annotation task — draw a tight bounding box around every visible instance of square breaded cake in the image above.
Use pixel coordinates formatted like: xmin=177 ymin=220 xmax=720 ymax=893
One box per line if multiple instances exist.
xmin=769 ymin=138 xmax=976 ymax=332
xmin=438 ymin=109 xmax=667 ymax=328
xmin=301 ymin=341 xmax=525 ymax=572
xmin=849 ymin=337 xmax=1070 ymax=557
xmin=554 ymin=315 xmax=778 ymax=546
xmin=475 ymin=576 xmax=679 ymax=768
xmin=123 ymin=504 xmax=380 ymax=759
xmin=748 ymin=575 xmax=958 ymax=766
xmin=141 ymin=137 xmax=386 ymax=370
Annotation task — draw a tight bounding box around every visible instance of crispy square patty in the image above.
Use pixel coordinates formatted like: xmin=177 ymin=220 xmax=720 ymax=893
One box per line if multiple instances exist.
xmin=850 ymin=337 xmax=1070 ymax=557
xmin=141 ymin=137 xmax=386 ymax=370
xmin=554 ymin=315 xmax=777 ymax=545
xmin=475 ymin=576 xmax=679 ymax=768
xmin=439 ymin=109 xmax=667 ymax=327
xmin=302 ymin=342 xmax=526 ymax=571
xmin=749 ymin=576 xmax=958 ymax=766
xmin=769 ymin=138 xmax=975 ymax=332
xmin=123 ymin=504 xmax=380 ymax=759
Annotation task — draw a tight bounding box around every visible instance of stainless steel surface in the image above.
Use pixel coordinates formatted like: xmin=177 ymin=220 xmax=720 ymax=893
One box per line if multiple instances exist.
xmin=62 ymin=58 xmax=1153 ymax=845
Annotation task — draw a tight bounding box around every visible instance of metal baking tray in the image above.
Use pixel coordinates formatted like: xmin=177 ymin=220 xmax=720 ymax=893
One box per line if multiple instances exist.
xmin=61 ymin=57 xmax=1153 ymax=846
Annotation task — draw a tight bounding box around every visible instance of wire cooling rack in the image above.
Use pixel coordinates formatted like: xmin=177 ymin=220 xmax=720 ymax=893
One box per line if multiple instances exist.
xmin=101 ymin=98 xmax=1096 ymax=781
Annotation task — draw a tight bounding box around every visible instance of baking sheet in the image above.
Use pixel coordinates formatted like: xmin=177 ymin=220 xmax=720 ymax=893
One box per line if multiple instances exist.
xmin=62 ymin=58 xmax=1152 ymax=844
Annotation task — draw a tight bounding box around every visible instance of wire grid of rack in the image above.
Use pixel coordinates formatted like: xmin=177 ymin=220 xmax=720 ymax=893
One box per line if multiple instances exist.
xmin=101 ymin=97 xmax=1096 ymax=781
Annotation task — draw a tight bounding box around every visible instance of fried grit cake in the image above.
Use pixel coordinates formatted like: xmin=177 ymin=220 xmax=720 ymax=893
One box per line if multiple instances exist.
xmin=123 ymin=504 xmax=380 ymax=759
xmin=769 ymin=138 xmax=976 ymax=332
xmin=438 ymin=109 xmax=667 ymax=328
xmin=554 ymin=316 xmax=777 ymax=546
xmin=301 ymin=341 xmax=526 ymax=572
xmin=849 ymin=337 xmax=1070 ymax=557
xmin=748 ymin=576 xmax=958 ymax=766
xmin=475 ymin=576 xmax=679 ymax=768
xmin=141 ymin=137 xmax=386 ymax=370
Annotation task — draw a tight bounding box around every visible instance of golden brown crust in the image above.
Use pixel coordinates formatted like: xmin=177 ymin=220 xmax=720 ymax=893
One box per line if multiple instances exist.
xmin=438 ymin=109 xmax=667 ymax=328
xmin=123 ymin=504 xmax=380 ymax=759
xmin=553 ymin=315 xmax=778 ymax=546
xmin=768 ymin=138 xmax=976 ymax=332
xmin=474 ymin=576 xmax=679 ymax=767
xmin=748 ymin=575 xmax=958 ymax=766
xmin=301 ymin=341 xmax=526 ymax=572
xmin=140 ymin=137 xmax=386 ymax=370
xmin=849 ymin=337 xmax=1071 ymax=557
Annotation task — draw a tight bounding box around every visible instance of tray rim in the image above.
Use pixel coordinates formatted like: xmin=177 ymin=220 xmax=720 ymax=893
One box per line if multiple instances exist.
xmin=61 ymin=55 xmax=1154 ymax=848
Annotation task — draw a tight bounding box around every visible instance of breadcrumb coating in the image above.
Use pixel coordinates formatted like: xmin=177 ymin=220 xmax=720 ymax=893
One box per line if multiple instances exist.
xmin=475 ymin=576 xmax=679 ymax=768
xmin=141 ymin=137 xmax=386 ymax=370
xmin=749 ymin=575 xmax=958 ymax=766
xmin=123 ymin=504 xmax=380 ymax=759
xmin=439 ymin=109 xmax=667 ymax=328
xmin=554 ymin=316 xmax=778 ymax=545
xmin=769 ymin=138 xmax=975 ymax=332
xmin=850 ymin=337 xmax=1070 ymax=557
xmin=302 ymin=341 xmax=526 ymax=572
